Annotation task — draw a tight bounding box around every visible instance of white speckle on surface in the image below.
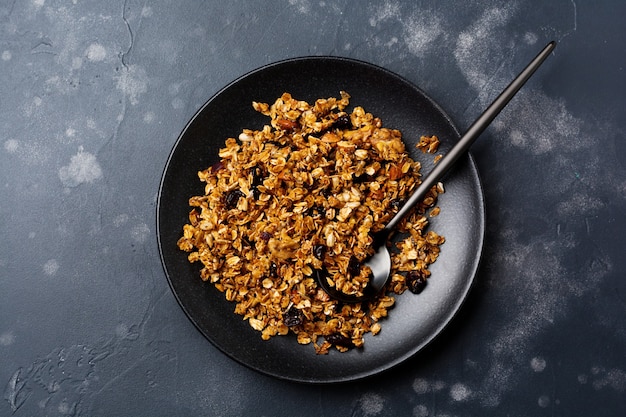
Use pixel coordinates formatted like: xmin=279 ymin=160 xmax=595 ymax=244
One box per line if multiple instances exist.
xmin=509 ymin=129 xmax=525 ymax=147
xmin=402 ymin=12 xmax=443 ymax=57
xmin=71 ymin=56 xmax=82 ymax=69
xmin=531 ymin=357 xmax=547 ymax=372
xmin=578 ymin=374 xmax=588 ymax=384
xmin=368 ymin=4 xmax=443 ymax=59
xmin=4 ymin=139 xmax=19 ymax=154
xmin=171 ymin=97 xmax=185 ymax=110
xmin=557 ymin=192 xmax=604 ymax=217
xmin=57 ymin=398 xmax=77 ymax=415
xmin=11 ymin=141 xmax=50 ymax=166
xmin=43 ymin=259 xmax=59 ymax=276
xmin=369 ymin=1 xmax=401 ymax=27
xmin=288 ymin=0 xmax=311 ymax=14
xmin=538 ymin=395 xmax=550 ymax=408
xmin=524 ymin=31 xmax=538 ymax=45
xmin=591 ymin=368 xmax=626 ymax=392
xmin=386 ymin=37 xmax=398 ymax=47
xmin=32 ymin=0 xmax=45 ymax=10
xmin=357 ymin=393 xmax=384 ymax=416
xmin=85 ymin=43 xmax=106 ymax=62
xmin=65 ymin=127 xmax=76 ymax=138
xmin=0 ymin=331 xmax=15 ymax=346
xmin=59 ymin=148 xmax=103 ymax=187
xmin=514 ymin=93 xmax=582 ymax=155
xmin=412 ymin=378 xmax=429 ymax=394
xmin=453 ymin=6 xmax=516 ymax=102
xmin=157 ymin=40 xmax=179 ymax=65
xmin=432 ymin=380 xmax=446 ymax=392
xmin=479 ymin=361 xmax=514 ymax=407
xmin=413 ymin=404 xmax=429 ymax=417
xmin=412 ymin=378 xmax=447 ymax=395
xmin=113 ymin=213 xmax=129 ymax=227
xmin=114 ymin=322 xmax=139 ymax=340
xmin=168 ymin=83 xmax=181 ymax=95
xmin=1 ymin=50 xmax=11 ymax=61
xmin=143 ymin=111 xmax=155 ymax=124
xmin=22 ymin=95 xmax=43 ymax=118
xmin=141 ymin=6 xmax=153 ymax=17
xmin=115 ymin=64 xmax=148 ymax=105
xmin=115 ymin=323 xmax=129 ymax=338
xmin=45 ymin=75 xmax=61 ymax=90
xmin=131 ymin=223 xmax=150 ymax=243
xmin=450 ymin=383 xmax=471 ymax=401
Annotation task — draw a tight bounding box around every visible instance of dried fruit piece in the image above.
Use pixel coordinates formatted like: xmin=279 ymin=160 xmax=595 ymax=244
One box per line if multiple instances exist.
xmin=224 ymin=189 xmax=245 ymax=209
xmin=283 ymin=306 xmax=304 ymax=327
xmin=407 ymin=271 xmax=428 ymax=294
xmin=325 ymin=333 xmax=354 ymax=348
xmin=347 ymin=256 xmax=361 ymax=277
xmin=276 ymin=118 xmax=298 ymax=131
xmin=333 ymin=114 xmax=352 ymax=130
xmin=313 ymin=244 xmax=326 ymax=260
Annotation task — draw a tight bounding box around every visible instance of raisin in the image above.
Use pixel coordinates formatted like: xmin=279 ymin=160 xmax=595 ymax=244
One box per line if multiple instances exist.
xmin=326 ymin=333 xmax=354 ymax=348
xmin=251 ymin=166 xmax=265 ymax=186
xmin=259 ymin=231 xmax=272 ymax=241
xmin=353 ymin=173 xmax=372 ymax=184
xmin=313 ymin=244 xmax=326 ymax=260
xmin=224 ymin=189 xmax=245 ymax=209
xmin=282 ymin=306 xmax=303 ymax=327
xmin=333 ymin=114 xmax=352 ymax=130
xmin=407 ymin=271 xmax=427 ymax=294
xmin=269 ymin=262 xmax=278 ymax=277
xmin=348 ymin=256 xmax=361 ymax=277
xmin=308 ymin=205 xmax=326 ymax=217
xmin=390 ymin=198 xmax=404 ymax=211
xmin=210 ymin=160 xmax=224 ymax=173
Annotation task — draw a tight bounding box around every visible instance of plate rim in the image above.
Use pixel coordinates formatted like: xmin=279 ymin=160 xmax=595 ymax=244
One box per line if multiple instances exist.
xmin=156 ymin=55 xmax=486 ymax=383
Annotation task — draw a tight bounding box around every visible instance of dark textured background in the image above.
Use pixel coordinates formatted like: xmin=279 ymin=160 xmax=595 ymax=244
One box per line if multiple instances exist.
xmin=1 ymin=1 xmax=624 ymax=416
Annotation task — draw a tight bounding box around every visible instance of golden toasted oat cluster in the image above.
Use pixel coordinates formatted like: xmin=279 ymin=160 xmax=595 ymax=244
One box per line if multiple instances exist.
xmin=177 ymin=92 xmax=445 ymax=354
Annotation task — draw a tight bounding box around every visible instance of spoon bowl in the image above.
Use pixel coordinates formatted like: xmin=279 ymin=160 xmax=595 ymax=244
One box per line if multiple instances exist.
xmin=317 ymin=41 xmax=556 ymax=303
xmin=315 ymin=231 xmax=392 ymax=303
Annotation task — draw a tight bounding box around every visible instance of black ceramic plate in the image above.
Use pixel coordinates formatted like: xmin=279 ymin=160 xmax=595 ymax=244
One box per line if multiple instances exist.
xmin=157 ymin=57 xmax=485 ymax=383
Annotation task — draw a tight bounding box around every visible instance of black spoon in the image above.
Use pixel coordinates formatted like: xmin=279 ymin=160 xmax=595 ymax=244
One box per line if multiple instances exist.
xmin=317 ymin=41 xmax=557 ymax=303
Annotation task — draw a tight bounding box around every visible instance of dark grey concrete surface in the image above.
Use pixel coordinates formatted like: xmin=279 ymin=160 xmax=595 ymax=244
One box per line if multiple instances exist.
xmin=1 ymin=1 xmax=624 ymax=415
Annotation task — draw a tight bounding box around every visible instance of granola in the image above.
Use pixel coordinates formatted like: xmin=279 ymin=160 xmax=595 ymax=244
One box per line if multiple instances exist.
xmin=177 ymin=92 xmax=445 ymax=353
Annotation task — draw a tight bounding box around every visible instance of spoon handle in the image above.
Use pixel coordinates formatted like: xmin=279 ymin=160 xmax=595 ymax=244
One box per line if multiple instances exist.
xmin=384 ymin=41 xmax=556 ymax=233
